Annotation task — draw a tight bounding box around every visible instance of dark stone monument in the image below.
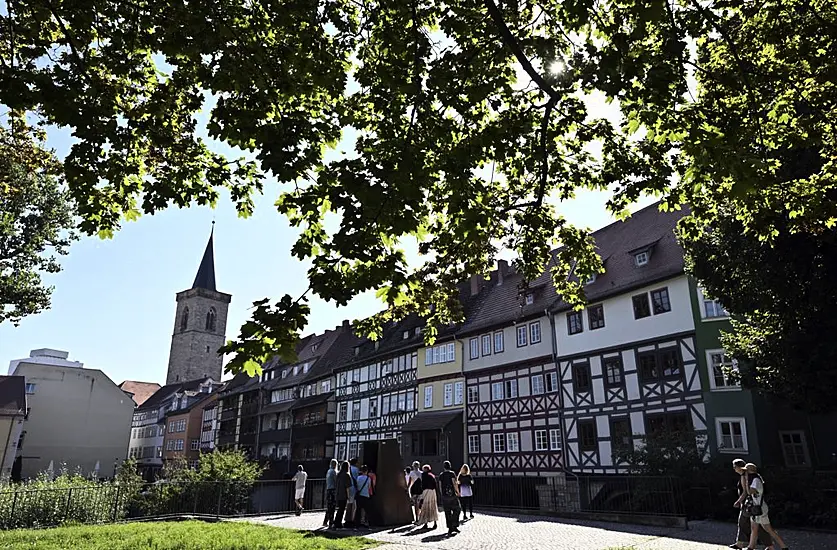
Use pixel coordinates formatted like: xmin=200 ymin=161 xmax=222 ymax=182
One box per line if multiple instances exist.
xmin=361 ymin=438 xmax=413 ymax=526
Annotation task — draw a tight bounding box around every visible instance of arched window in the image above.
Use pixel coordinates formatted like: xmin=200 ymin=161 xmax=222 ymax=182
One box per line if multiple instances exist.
xmin=180 ymin=307 xmax=189 ymax=332
xmin=205 ymin=307 xmax=217 ymax=332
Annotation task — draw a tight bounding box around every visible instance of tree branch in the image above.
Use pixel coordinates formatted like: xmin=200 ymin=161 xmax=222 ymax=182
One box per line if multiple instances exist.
xmin=535 ymin=96 xmax=558 ymax=208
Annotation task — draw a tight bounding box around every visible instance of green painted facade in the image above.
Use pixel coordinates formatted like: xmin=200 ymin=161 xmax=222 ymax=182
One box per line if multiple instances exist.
xmin=687 ymin=279 xmax=763 ymax=464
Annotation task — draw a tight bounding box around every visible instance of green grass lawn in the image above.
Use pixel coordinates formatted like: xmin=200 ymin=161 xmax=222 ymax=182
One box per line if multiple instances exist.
xmin=0 ymin=520 xmax=380 ymax=550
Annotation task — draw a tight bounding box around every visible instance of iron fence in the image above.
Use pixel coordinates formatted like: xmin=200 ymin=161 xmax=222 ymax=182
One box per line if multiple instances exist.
xmin=573 ymin=475 xmax=685 ymax=517
xmin=470 ymin=475 xmax=547 ymax=510
xmin=0 ymin=478 xmax=327 ymax=530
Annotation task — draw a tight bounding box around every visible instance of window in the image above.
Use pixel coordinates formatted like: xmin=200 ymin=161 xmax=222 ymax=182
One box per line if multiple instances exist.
xmin=338 ymin=403 xmax=347 ymax=422
xmin=468 ymin=434 xmax=480 ymax=454
xmin=529 ymin=321 xmax=542 ymax=343
xmin=505 ymin=379 xmax=518 ymax=399
xmin=535 ymin=430 xmax=548 ymax=451
xmin=579 ymin=420 xmax=598 ymax=452
xmin=382 ymin=395 xmax=390 ymax=415
xmin=424 ymin=386 xmax=433 ymax=408
xmin=403 ymin=330 xmax=409 ymax=340
xmin=525 ymin=293 xmax=534 ymax=305
xmin=549 ymin=429 xmax=561 ymax=451
xmin=415 ymin=327 xmax=422 ymax=336
xmin=516 ymin=325 xmax=528 ymax=347
xmin=507 ymin=432 xmax=520 ymax=452
xmin=779 ymin=431 xmax=810 ymax=467
xmin=491 ymin=382 xmax=504 ymax=401
xmin=646 ymin=412 xmax=693 ymax=438
xmin=369 ymin=398 xmax=378 ymax=418
xmin=24 ymin=383 xmax=36 ymax=394
xmin=494 ymin=331 xmax=504 ymax=353
xmin=205 ymin=307 xmax=217 ymax=331
xmin=168 ymin=422 xmax=175 ymax=434
xmin=531 ymin=374 xmax=545 ymax=395
xmin=638 ymin=348 xmax=682 ymax=382
xmin=156 ymin=446 xmax=163 ymax=458
xmin=603 ymin=356 xmax=624 ymax=386
xmin=546 ymin=372 xmax=558 ymax=392
xmin=493 ymin=433 xmax=506 ymax=452
xmin=303 ymin=363 xmax=311 ymax=374
xmin=707 ymin=351 xmax=740 ymax=390
xmin=650 ymin=287 xmax=671 ymax=314
xmin=467 ymin=385 xmax=479 ymax=404
xmin=567 ymin=311 xmax=583 ymax=335
xmin=610 ymin=417 xmax=632 ymax=452
xmin=454 ymin=382 xmax=464 ymax=405
xmin=469 ymin=338 xmax=479 ymax=360
xmin=351 ymin=401 xmax=361 ymax=420
xmin=635 ymin=251 xmax=649 ymax=266
xmin=191 ymin=439 xmax=200 ymax=451
xmin=349 ymin=442 xmax=358 ymax=460
xmin=632 ymin=293 xmax=651 ymax=319
xmin=426 ymin=342 xmax=456 ymax=365
xmin=444 ymin=383 xmax=453 ymax=406
xmin=481 ymin=335 xmax=492 ymax=356
xmin=322 ymin=379 xmax=332 ymax=393
xmin=588 ymin=304 xmax=605 ymax=330
xmin=573 ymin=363 xmax=591 ymax=392
xmin=352 ymin=368 xmax=361 ymax=383
xmin=716 ymin=418 xmax=747 ymax=452
xmin=166 ymin=439 xmax=174 ymax=451
xmin=180 ymin=307 xmax=189 ymax=331
xmin=704 ymin=299 xmax=728 ymax=318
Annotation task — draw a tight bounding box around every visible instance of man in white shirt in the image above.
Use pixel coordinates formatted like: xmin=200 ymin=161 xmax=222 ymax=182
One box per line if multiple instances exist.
xmin=292 ymin=465 xmax=308 ymax=516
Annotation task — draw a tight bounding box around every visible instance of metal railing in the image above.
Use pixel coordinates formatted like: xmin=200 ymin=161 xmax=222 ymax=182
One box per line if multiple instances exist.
xmin=0 ymin=478 xmax=327 ymax=530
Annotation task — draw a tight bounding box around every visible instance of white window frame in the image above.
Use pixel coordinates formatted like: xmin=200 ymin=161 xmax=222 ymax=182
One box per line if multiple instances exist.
xmin=698 ymin=286 xmax=730 ymax=320
xmin=506 ymin=432 xmax=519 ymax=452
xmin=444 ymin=383 xmax=454 ymax=406
xmin=531 ymin=374 xmax=545 ymax=395
xmin=493 ymin=433 xmax=506 ymax=453
xmin=505 ymin=379 xmax=518 ymax=399
xmin=549 ymin=429 xmax=561 ymax=451
xmin=469 ymin=338 xmax=479 ymax=360
xmin=468 ymin=434 xmax=480 ymax=455
xmin=481 ymin=334 xmax=492 ymax=356
xmin=491 ymin=382 xmax=504 ymax=401
xmin=322 ymin=379 xmax=332 ymax=393
xmin=534 ymin=429 xmax=549 ymax=451
xmin=715 ymin=417 xmax=748 ymax=453
xmin=525 ymin=293 xmax=534 ymax=305
xmin=494 ymin=331 xmax=504 ymax=353
xmin=467 ymin=385 xmax=479 ymax=404
xmin=191 ymin=439 xmax=200 ymax=451
xmin=516 ymin=325 xmax=528 ymax=347
xmin=529 ymin=321 xmax=542 ymax=344
xmin=424 ymin=385 xmax=433 ymax=408
xmin=546 ymin=372 xmax=558 ymax=392
xmin=447 ymin=342 xmax=455 ymax=362
xmin=454 ymin=381 xmax=464 ymax=405
xmin=706 ymin=350 xmax=741 ymax=391
xmin=635 ymin=251 xmax=649 ymax=266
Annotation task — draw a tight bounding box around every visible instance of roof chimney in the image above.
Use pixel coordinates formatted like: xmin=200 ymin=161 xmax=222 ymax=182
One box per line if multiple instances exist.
xmin=497 ymin=260 xmax=509 ymax=286
xmin=342 ymin=319 xmax=350 ymax=330
xmin=469 ymin=274 xmax=484 ymax=296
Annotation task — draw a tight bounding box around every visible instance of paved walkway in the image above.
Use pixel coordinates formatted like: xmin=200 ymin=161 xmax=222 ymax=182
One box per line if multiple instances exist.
xmin=245 ymin=510 xmax=837 ymax=550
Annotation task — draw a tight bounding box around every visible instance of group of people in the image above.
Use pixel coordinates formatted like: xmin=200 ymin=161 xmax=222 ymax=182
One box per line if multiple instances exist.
xmin=405 ymin=461 xmax=474 ymax=537
xmin=730 ymin=459 xmax=789 ymax=550
xmin=322 ymin=458 xmax=376 ymax=529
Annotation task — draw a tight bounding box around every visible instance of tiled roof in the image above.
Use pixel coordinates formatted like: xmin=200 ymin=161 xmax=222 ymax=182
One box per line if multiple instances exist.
xmin=401 ymin=410 xmax=462 ymax=432
xmin=459 ymin=202 xmax=687 ymax=334
xmin=118 ymin=381 xmax=162 ymax=406
xmin=137 ymin=377 xmax=217 ymax=410
xmin=0 ymin=376 xmax=26 ymax=415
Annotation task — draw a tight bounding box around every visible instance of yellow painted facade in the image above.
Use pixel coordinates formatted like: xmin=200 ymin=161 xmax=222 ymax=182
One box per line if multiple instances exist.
xmin=416 ymin=340 xmax=463 ymax=379
xmin=417 ymin=377 xmax=466 ymax=412
xmin=416 ymin=339 xmax=465 ymax=412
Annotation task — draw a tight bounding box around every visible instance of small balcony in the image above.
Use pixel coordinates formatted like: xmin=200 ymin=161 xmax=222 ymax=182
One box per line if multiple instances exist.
xmin=220 ymin=408 xmax=238 ymax=421
xmin=260 ymin=428 xmax=292 ymax=444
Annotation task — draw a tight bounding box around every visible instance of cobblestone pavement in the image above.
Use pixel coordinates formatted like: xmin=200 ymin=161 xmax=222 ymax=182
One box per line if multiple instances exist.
xmin=245 ymin=510 xmax=837 ymax=550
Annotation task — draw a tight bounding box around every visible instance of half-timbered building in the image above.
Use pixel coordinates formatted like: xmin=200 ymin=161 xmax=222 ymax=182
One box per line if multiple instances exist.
xmin=461 ymin=261 xmax=564 ymax=476
xmin=333 ymin=316 xmax=424 ymax=462
xmin=552 ymin=204 xmax=709 ymax=474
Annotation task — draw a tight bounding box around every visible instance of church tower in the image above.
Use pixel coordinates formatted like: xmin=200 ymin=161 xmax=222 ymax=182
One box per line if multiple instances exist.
xmin=166 ymin=225 xmax=232 ymax=384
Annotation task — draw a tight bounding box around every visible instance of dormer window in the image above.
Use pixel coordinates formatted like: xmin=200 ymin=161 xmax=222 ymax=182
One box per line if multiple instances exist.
xmin=282 ymin=370 xmax=289 ymax=379
xmin=415 ymin=327 xmax=422 ymax=336
xmin=374 ymin=341 xmax=380 ymax=351
xmin=303 ymin=362 xmax=310 ymax=374
xmin=311 ymin=343 xmax=319 ymax=352
xmin=635 ymin=251 xmax=649 ymax=266
xmin=586 ymin=273 xmax=598 ymax=284
xmin=293 ymin=366 xmax=300 ymax=376
xmin=525 ymin=293 xmax=534 ymax=305
xmin=354 ymin=347 xmax=360 ymax=356
xmin=403 ymin=331 xmax=409 ymax=340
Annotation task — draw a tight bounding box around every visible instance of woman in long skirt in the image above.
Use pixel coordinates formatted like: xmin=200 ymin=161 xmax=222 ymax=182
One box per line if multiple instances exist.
xmin=418 ymin=464 xmax=438 ymax=529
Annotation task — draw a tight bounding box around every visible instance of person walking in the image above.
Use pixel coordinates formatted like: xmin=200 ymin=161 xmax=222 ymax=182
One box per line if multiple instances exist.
xmin=353 ymin=465 xmax=372 ymax=528
xmin=744 ymin=463 xmax=790 ymax=550
xmin=324 ymin=459 xmax=338 ymax=527
xmin=457 ymin=464 xmax=474 ymax=521
xmin=730 ymin=458 xmax=772 ymax=549
xmin=333 ymin=461 xmax=352 ymax=529
xmin=407 ymin=461 xmax=423 ymax=524
xmin=292 ymin=465 xmax=308 ymax=516
xmin=417 ymin=464 xmax=438 ymax=529
xmin=438 ymin=461 xmax=461 ymax=536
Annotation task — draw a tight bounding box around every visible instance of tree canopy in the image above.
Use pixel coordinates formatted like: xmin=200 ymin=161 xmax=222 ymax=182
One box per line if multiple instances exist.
xmin=0 ymin=123 xmax=76 ymax=325
xmin=1 ymin=0 xmax=835 ymax=377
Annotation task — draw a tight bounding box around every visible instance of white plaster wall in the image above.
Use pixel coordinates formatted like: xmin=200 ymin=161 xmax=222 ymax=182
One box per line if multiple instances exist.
xmin=463 ymin=316 xmax=551 ymax=373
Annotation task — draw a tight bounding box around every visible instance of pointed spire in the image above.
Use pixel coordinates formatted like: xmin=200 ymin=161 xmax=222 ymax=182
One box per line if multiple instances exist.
xmin=192 ymin=222 xmax=217 ymax=291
